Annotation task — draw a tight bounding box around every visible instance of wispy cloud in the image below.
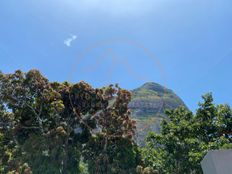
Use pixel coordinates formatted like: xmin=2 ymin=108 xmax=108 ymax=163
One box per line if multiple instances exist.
xmin=64 ymin=34 xmax=77 ymax=47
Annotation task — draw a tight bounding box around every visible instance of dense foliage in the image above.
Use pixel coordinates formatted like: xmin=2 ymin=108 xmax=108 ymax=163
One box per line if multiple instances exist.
xmin=0 ymin=70 xmax=231 ymax=174
xmin=141 ymin=93 xmax=232 ymax=174
xmin=0 ymin=70 xmax=138 ymax=174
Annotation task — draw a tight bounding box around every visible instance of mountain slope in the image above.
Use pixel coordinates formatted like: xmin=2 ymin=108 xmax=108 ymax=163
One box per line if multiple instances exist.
xmin=129 ymin=82 xmax=186 ymax=145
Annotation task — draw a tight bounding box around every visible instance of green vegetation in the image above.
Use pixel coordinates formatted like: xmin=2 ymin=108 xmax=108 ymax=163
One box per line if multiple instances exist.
xmin=0 ymin=70 xmax=138 ymax=174
xmin=130 ymin=82 xmax=186 ymax=118
xmin=129 ymin=82 xmax=186 ymax=145
xmin=0 ymin=70 xmax=231 ymax=174
xmin=141 ymin=93 xmax=232 ymax=174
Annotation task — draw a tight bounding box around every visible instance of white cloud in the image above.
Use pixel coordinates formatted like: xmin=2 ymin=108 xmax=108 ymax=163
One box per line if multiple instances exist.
xmin=64 ymin=34 xmax=77 ymax=47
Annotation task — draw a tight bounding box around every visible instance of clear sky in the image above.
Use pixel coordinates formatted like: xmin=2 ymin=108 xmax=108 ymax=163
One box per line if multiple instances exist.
xmin=0 ymin=0 xmax=232 ymax=111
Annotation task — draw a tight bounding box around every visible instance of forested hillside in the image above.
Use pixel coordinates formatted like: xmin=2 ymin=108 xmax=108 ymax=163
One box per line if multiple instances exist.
xmin=0 ymin=70 xmax=231 ymax=174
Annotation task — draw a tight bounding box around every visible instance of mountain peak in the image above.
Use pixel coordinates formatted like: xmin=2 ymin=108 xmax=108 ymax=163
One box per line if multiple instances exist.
xmin=129 ymin=82 xmax=186 ymax=145
xmin=130 ymin=82 xmax=185 ymax=117
xmin=139 ymin=82 xmax=169 ymax=93
xmin=132 ymin=82 xmax=173 ymax=98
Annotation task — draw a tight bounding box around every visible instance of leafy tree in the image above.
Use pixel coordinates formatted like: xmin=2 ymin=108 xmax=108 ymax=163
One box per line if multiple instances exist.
xmin=142 ymin=93 xmax=232 ymax=174
xmin=3 ymin=70 xmax=231 ymax=174
xmin=82 ymin=85 xmax=139 ymax=174
xmin=0 ymin=70 xmax=138 ymax=174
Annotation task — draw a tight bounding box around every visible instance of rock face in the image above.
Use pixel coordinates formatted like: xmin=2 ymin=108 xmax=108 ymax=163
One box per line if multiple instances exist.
xmin=129 ymin=82 xmax=186 ymax=145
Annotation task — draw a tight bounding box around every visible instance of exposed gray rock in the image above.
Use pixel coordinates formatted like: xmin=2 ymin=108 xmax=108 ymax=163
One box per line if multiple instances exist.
xmin=129 ymin=82 xmax=186 ymax=145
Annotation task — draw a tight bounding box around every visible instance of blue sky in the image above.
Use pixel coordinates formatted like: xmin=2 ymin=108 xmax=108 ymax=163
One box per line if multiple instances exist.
xmin=0 ymin=0 xmax=232 ymax=111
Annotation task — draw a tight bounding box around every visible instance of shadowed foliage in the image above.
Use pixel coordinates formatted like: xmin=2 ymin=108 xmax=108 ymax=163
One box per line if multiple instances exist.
xmin=0 ymin=70 xmax=138 ymax=174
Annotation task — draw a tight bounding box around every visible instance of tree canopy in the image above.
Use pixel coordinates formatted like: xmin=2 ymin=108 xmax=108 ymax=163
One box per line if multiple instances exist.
xmin=0 ymin=69 xmax=231 ymax=174
xmin=0 ymin=70 xmax=138 ymax=174
xmin=141 ymin=93 xmax=232 ymax=174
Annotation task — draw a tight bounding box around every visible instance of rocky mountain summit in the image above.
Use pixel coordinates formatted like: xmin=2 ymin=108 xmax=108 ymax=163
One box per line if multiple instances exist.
xmin=129 ymin=82 xmax=186 ymax=145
